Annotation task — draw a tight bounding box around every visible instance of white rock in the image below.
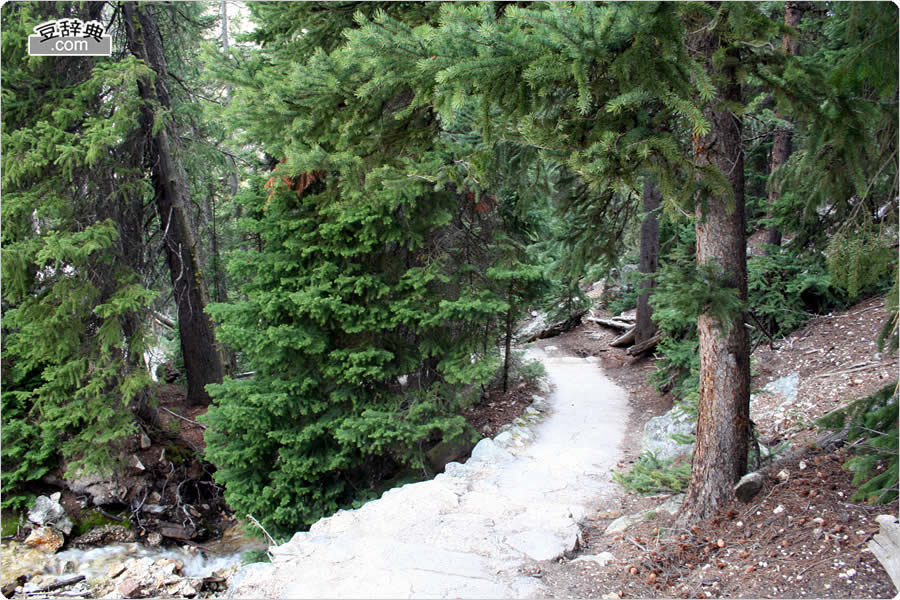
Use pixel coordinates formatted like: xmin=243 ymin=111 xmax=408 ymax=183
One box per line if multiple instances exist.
xmin=572 ymin=551 xmax=615 ymax=566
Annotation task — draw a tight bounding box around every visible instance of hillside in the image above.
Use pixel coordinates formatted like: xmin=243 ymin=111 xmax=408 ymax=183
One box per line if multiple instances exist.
xmin=529 ymin=294 xmax=898 ymax=599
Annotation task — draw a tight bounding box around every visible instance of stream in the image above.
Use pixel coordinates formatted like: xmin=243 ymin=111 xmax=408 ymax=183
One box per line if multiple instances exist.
xmin=1 ymin=522 xmax=267 ymax=593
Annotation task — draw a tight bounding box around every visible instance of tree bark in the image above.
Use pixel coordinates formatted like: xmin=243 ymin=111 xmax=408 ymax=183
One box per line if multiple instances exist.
xmin=764 ymin=1 xmax=803 ymax=251
xmin=635 ymin=178 xmax=661 ymax=344
xmin=678 ymin=16 xmax=751 ymax=526
xmin=123 ymin=3 xmax=224 ymax=406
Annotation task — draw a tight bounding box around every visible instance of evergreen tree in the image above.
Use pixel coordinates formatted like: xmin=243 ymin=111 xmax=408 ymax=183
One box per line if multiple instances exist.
xmin=122 ymin=2 xmax=225 ymax=406
xmin=202 ymin=3 xmax=542 ymax=536
xmin=1 ymin=1 xmax=157 ymax=506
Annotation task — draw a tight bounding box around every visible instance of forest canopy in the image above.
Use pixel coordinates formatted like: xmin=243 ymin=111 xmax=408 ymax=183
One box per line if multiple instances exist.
xmin=1 ymin=1 xmax=896 ymax=538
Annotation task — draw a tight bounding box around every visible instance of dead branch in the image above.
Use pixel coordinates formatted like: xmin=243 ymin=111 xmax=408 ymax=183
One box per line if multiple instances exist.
xmin=27 ymin=575 xmax=86 ymax=594
xmin=160 ymin=406 xmax=207 ymax=429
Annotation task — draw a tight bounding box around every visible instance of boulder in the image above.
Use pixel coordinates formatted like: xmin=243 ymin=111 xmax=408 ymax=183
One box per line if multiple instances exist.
xmin=734 ymin=471 xmax=765 ymax=502
xmin=27 ymin=494 xmax=74 ymax=536
xmin=427 ymin=430 xmax=477 ymax=473
xmin=66 ymin=472 xmax=124 ymax=506
xmin=24 ymin=526 xmax=65 ymax=553
xmin=640 ymin=407 xmax=695 ymax=461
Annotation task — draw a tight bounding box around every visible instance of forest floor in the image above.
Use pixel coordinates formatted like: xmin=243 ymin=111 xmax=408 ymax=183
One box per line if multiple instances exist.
xmin=511 ymin=293 xmax=898 ymax=599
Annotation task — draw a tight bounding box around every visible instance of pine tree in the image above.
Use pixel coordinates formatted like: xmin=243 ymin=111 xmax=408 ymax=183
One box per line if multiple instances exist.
xmin=201 ymin=3 xmax=542 ymax=537
xmin=1 ymin=2 xmax=157 ymax=506
xmin=122 ymin=2 xmax=225 ymax=406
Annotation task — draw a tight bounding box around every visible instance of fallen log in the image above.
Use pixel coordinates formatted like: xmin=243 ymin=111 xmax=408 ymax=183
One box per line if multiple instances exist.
xmin=609 ymin=328 xmax=636 ymax=348
xmin=627 ymin=332 xmax=661 ymax=356
xmin=585 ymin=317 xmax=632 ymax=331
xmin=521 ymin=309 xmax=588 ymax=342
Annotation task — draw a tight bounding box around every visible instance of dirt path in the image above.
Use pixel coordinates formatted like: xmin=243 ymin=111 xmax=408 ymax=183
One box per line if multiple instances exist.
xmin=228 ymin=346 xmax=629 ymax=599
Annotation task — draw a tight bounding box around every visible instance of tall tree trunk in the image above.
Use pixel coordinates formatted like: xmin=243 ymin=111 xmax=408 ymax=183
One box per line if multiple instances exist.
xmin=678 ymin=18 xmax=751 ymax=526
xmin=635 ymin=178 xmax=661 ymax=345
xmin=123 ymin=2 xmax=224 ymax=406
xmin=764 ymin=1 xmax=803 ymax=251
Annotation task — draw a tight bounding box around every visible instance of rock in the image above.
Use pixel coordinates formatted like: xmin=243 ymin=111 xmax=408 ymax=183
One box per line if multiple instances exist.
xmin=158 ymin=524 xmax=194 ymax=540
xmin=572 ymin=551 xmax=615 ymax=566
xmin=129 ymin=455 xmax=146 ymax=472
xmin=763 ymin=374 xmax=799 ymax=403
xmin=734 ymin=471 xmax=765 ymax=502
xmin=640 ymin=407 xmax=695 ymax=460
xmin=106 ymin=563 xmax=127 ymax=579
xmin=776 ymin=469 xmax=790 ymax=482
xmin=427 ymin=431 xmax=477 ymax=473
xmin=468 ymin=438 xmax=512 ymax=465
xmin=145 ymin=532 xmax=163 ymax=547
xmin=24 ymin=526 xmax=65 ymax=553
xmin=28 ymin=495 xmax=74 ymax=536
xmin=66 ymin=472 xmax=123 ymax=506
xmin=140 ymin=432 xmax=152 ymax=449
xmin=72 ymin=525 xmax=134 ymax=549
xmin=773 ymin=504 xmax=785 ymax=514
xmin=606 ymin=495 xmax=683 ymax=535
xmin=117 ymin=578 xmax=143 ymax=598
xmin=869 ymin=515 xmax=900 ymax=592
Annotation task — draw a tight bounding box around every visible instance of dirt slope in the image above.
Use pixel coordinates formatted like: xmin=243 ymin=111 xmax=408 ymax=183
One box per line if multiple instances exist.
xmin=530 ymin=294 xmax=898 ymax=599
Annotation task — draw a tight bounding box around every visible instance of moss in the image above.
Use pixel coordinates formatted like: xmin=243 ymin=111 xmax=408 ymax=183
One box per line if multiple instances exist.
xmin=74 ymin=510 xmax=131 ymax=537
xmin=1 ymin=511 xmax=24 ymax=537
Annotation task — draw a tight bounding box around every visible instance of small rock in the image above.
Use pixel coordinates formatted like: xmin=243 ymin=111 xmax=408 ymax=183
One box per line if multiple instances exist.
xmin=24 ymin=526 xmax=65 ymax=553
xmin=106 ymin=562 xmax=127 ymax=579
xmin=776 ymin=469 xmax=789 ymax=482
xmin=572 ymin=551 xmax=615 ymax=566
xmin=117 ymin=578 xmax=143 ymax=598
xmin=145 ymin=532 xmax=163 ymax=547
xmin=129 ymin=455 xmax=146 ymax=471
xmin=140 ymin=432 xmax=152 ymax=449
xmin=773 ymin=505 xmax=785 ymax=515
xmin=798 ymin=460 xmax=807 ymax=470
xmin=734 ymin=472 xmax=764 ymax=502
xmin=601 ymin=593 xmax=620 ymax=599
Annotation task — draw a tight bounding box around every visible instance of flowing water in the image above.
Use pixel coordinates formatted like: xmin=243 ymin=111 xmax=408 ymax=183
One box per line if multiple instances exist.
xmin=1 ymin=522 xmax=268 ymax=587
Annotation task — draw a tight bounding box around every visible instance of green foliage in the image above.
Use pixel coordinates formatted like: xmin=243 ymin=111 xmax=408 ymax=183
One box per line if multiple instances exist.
xmin=613 ymin=451 xmax=691 ymax=494
xmin=826 ymin=218 xmax=897 ymax=301
xmin=748 ymin=250 xmax=843 ymax=337
xmin=817 ymin=383 xmax=899 ymax=504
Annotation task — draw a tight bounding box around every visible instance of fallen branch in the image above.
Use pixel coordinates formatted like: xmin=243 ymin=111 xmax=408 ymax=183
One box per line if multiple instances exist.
xmin=815 ymin=361 xmax=894 ymax=378
xmin=627 ymin=332 xmax=661 ymax=356
xmin=586 ymin=317 xmax=632 ymax=331
xmin=152 ymin=311 xmax=176 ymax=330
xmin=27 ymin=575 xmax=86 ymax=595
xmin=609 ymin=328 xmax=636 ymax=348
xmin=160 ymin=406 xmax=207 ymax=429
